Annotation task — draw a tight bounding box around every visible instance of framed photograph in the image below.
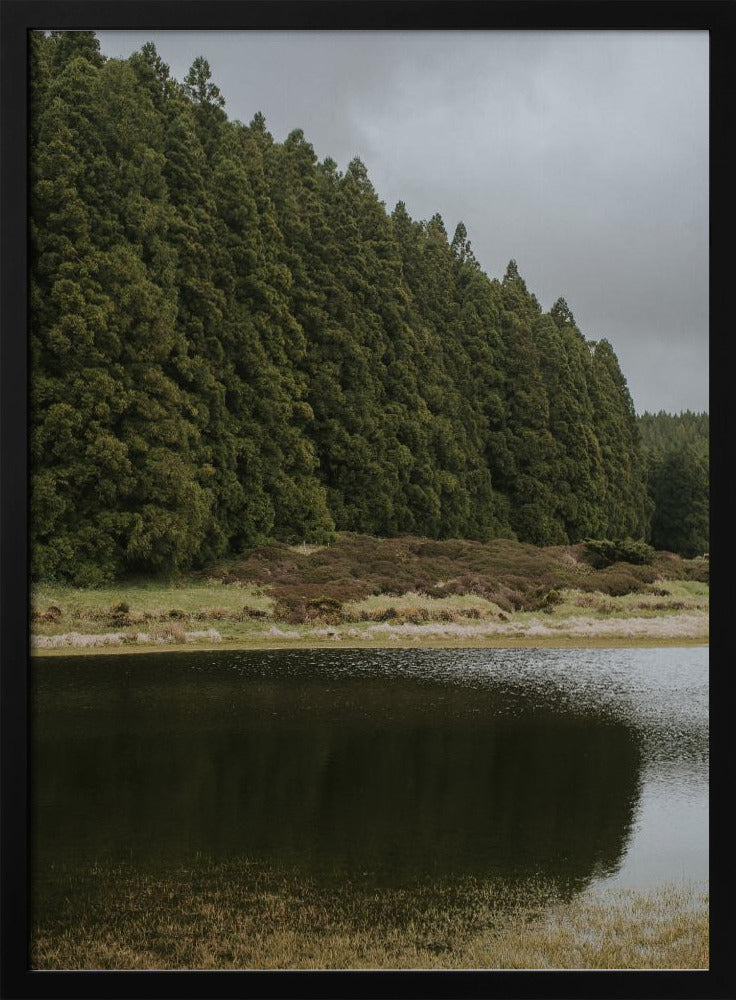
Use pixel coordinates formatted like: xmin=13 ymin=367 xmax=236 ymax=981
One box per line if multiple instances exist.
xmin=2 ymin=2 xmax=732 ymax=997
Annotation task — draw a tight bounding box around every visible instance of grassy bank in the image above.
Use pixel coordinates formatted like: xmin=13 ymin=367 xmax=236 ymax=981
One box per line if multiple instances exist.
xmin=31 ymin=863 xmax=707 ymax=970
xmin=31 ymin=534 xmax=708 ymax=653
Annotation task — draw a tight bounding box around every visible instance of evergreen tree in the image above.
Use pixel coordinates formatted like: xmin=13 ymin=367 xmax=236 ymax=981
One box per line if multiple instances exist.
xmin=638 ymin=410 xmax=709 ymax=459
xmin=589 ymin=340 xmax=651 ymax=539
xmin=31 ymin=46 xmax=211 ymax=582
xmin=533 ymin=301 xmax=605 ymax=539
xmin=639 ymin=410 xmax=709 ymax=555
xmin=214 ymin=121 xmax=334 ymax=544
xmin=648 ymin=447 xmax=709 ymax=557
xmin=494 ymin=262 xmax=563 ymax=544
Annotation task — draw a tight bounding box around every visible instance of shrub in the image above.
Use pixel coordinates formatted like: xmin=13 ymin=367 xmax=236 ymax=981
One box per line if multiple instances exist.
xmin=584 ymin=539 xmax=655 ymax=567
xmin=186 ymin=533 xmax=698 ymax=615
xmin=109 ymin=602 xmax=131 ymax=626
xmin=273 ymin=594 xmax=344 ymax=625
xmin=626 ymin=564 xmax=658 ymax=584
xmin=651 ymin=551 xmax=686 ymax=579
xmin=683 ymin=559 xmax=709 ymax=584
xmin=241 ymin=605 xmax=269 ymax=620
xmin=582 ymin=568 xmax=646 ymax=597
xmin=540 ymin=588 xmax=563 ymax=612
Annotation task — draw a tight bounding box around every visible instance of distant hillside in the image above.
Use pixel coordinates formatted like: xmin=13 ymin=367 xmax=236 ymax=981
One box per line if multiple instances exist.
xmin=638 ymin=410 xmax=708 ymax=459
xmin=31 ymin=31 xmax=652 ymax=584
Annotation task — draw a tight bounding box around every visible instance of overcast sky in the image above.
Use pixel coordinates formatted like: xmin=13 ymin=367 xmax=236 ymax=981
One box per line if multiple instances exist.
xmin=96 ymin=30 xmax=708 ymax=415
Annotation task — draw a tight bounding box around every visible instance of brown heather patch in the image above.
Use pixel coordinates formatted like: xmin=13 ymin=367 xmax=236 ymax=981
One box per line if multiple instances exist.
xmin=202 ymin=535 xmax=603 ymax=608
xmin=579 ymin=567 xmax=648 ymax=598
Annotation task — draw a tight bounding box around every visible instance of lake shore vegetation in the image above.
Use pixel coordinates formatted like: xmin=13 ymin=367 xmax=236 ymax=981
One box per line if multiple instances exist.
xmin=31 ymin=534 xmax=708 ymax=653
xmin=31 ymin=864 xmax=707 ymax=970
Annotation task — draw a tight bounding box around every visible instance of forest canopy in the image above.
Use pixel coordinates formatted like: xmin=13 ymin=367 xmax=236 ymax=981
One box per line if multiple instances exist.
xmin=29 ymin=32 xmax=705 ymax=584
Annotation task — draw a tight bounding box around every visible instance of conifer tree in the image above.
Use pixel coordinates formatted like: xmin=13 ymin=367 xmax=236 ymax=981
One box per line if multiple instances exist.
xmin=532 ymin=304 xmax=605 ymax=539
xmin=589 ymin=340 xmax=651 ymax=538
xmin=450 ymin=222 xmax=509 ymax=536
xmin=639 ymin=411 xmax=708 ymax=555
xmin=31 ymin=44 xmax=211 ymax=582
xmin=647 ymin=447 xmax=708 ymax=557
xmin=213 ymin=122 xmax=334 ymax=544
xmin=495 ymin=263 xmax=562 ymax=544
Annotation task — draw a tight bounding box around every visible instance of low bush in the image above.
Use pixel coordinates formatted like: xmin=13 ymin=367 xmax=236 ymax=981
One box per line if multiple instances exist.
xmin=636 ymin=600 xmax=686 ymax=611
xmin=650 ymin=551 xmax=687 ymax=580
xmin=539 ymin=588 xmax=563 ymax=613
xmin=32 ymin=605 xmax=63 ymax=623
xmin=584 ymin=539 xmax=655 ymax=567
xmin=683 ymin=558 xmax=709 ymax=584
xmin=108 ymin=602 xmax=131 ymax=627
xmin=581 ymin=568 xmax=646 ymax=597
xmin=273 ymin=593 xmax=344 ymax=625
xmin=627 ymin=564 xmax=658 ymax=583
xmin=241 ymin=605 xmax=269 ymax=620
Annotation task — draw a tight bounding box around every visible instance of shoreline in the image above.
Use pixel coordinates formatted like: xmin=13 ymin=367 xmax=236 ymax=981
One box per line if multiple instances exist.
xmin=30 ymin=560 xmax=709 ymax=660
xmin=31 ymin=874 xmax=708 ymax=970
xmin=30 ymin=632 xmax=709 ymax=658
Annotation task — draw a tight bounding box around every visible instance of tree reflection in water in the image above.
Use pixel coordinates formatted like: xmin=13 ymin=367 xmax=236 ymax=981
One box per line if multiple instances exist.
xmin=32 ymin=649 xmax=642 ymax=900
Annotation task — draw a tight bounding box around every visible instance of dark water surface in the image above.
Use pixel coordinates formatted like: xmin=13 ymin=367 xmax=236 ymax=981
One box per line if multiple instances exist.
xmin=31 ymin=646 xmax=708 ymax=913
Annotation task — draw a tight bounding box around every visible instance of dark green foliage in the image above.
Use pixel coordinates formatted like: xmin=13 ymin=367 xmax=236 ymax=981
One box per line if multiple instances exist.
xmin=583 ymin=539 xmax=655 ymax=567
xmin=30 ymin=32 xmax=659 ymax=582
xmin=588 ymin=341 xmax=652 ymax=540
xmin=638 ymin=412 xmax=709 ymax=558
xmin=31 ymin=36 xmax=211 ymax=584
xmin=638 ymin=410 xmax=708 ymax=459
xmin=647 ymin=448 xmax=709 ymax=558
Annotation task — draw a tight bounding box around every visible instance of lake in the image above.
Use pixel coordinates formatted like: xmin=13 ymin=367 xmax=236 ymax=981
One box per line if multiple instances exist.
xmin=31 ymin=645 xmax=708 ymax=963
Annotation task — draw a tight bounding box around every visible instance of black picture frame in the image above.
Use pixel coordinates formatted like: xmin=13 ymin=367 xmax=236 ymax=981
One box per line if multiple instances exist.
xmin=2 ymin=3 xmax=733 ymax=998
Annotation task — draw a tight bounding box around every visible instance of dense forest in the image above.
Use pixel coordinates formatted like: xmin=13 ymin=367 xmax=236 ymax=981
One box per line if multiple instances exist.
xmin=30 ymin=32 xmax=704 ymax=585
xmin=638 ymin=411 xmax=709 ymax=559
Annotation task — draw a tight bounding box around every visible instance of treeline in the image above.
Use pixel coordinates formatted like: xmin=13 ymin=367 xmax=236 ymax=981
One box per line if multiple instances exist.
xmin=638 ymin=411 xmax=709 ymax=558
xmin=31 ymin=32 xmax=653 ymax=584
